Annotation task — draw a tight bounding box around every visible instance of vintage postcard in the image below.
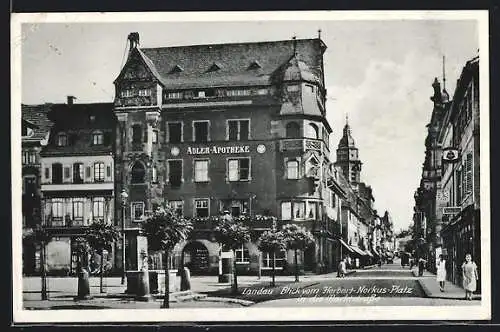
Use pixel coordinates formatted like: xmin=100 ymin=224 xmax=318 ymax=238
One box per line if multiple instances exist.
xmin=11 ymin=10 xmax=491 ymax=322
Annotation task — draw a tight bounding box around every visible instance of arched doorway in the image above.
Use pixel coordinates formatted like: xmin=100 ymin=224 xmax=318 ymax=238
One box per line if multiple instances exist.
xmin=182 ymin=242 xmax=210 ymax=275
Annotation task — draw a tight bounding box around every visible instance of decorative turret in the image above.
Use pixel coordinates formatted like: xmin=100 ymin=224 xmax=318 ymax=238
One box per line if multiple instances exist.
xmin=334 ymin=115 xmax=362 ymax=184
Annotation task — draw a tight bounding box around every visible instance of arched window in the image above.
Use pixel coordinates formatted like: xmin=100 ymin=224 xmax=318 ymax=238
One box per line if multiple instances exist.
xmin=305 ymin=123 xmax=319 ymax=139
xmin=130 ymin=161 xmax=146 ymax=184
xmin=285 ymin=122 xmax=300 ymax=138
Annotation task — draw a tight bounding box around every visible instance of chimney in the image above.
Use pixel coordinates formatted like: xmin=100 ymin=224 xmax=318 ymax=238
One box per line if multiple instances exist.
xmin=67 ymin=96 xmax=76 ymax=105
xmin=128 ymin=32 xmax=140 ymax=50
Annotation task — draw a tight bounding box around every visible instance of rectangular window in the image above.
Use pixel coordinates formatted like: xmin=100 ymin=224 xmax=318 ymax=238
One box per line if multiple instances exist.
xmin=72 ymin=199 xmax=84 ymax=221
xmin=220 ymin=200 xmax=249 ymax=217
xmin=307 ymin=201 xmax=317 ymax=219
xmin=227 ymin=120 xmax=250 ymax=141
xmin=194 ymin=199 xmax=209 ymax=217
xmin=194 ymin=160 xmax=209 ymax=182
xmin=51 ymin=198 xmax=64 ymax=220
xmin=193 ymin=121 xmax=209 ymax=143
xmin=92 ymin=197 xmax=105 ymax=220
xmin=168 ymin=160 xmax=183 ymax=187
xmin=227 ymin=158 xmax=250 ymax=181
xmin=131 ymin=202 xmax=145 ymax=222
xmin=281 ymin=202 xmax=292 ymax=220
xmin=167 ymin=91 xmax=183 ymax=99
xmin=52 ymin=164 xmax=63 ymax=184
xmin=235 ymin=245 xmax=250 ymax=263
xmin=465 ymin=153 xmax=473 ymax=195
xmin=64 ymin=166 xmax=70 ymax=179
xmin=330 ymin=191 xmax=336 ymax=208
xmin=262 ymin=250 xmax=286 ymax=268
xmin=132 ymin=125 xmax=142 ymax=144
xmin=167 ymin=122 xmax=182 ymax=143
xmin=94 ymin=162 xmax=105 ymax=182
xmin=24 ymin=176 xmax=36 ymax=195
xmin=152 ymin=130 xmax=158 ymax=144
xmin=73 ymin=163 xmax=84 ymax=184
xmin=286 ymin=160 xmax=299 ymax=179
xmin=168 ymin=200 xmax=184 ymax=216
xmin=121 ymin=89 xmax=133 ymax=97
xmin=293 ymin=202 xmax=306 ymax=219
xmin=138 ymin=88 xmax=151 ymax=96
xmin=92 ymin=132 xmax=104 ymax=145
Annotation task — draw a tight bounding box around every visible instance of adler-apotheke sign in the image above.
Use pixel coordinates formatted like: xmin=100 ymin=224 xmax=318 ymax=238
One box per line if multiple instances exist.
xmin=170 ymin=144 xmax=267 ymax=156
xmin=188 ymin=145 xmax=251 ymax=155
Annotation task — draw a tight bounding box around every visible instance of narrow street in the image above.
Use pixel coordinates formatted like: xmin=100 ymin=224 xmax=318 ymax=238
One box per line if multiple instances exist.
xmin=250 ymin=259 xmax=480 ymax=307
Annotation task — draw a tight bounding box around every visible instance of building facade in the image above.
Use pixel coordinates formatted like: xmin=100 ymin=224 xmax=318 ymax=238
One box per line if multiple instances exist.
xmin=39 ymin=99 xmax=117 ymax=275
xmin=438 ymin=56 xmax=480 ymax=290
xmin=113 ymin=32 xmax=338 ymax=275
xmin=22 ymin=104 xmax=52 ymax=275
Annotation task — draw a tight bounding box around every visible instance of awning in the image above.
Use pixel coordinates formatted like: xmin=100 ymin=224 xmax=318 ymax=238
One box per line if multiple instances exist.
xmin=351 ymin=246 xmax=367 ymax=256
xmin=339 ymin=239 xmax=355 ymax=253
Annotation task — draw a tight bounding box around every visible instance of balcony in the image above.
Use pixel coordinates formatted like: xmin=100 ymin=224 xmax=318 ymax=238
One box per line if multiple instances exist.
xmin=279 ymin=138 xmax=328 ymax=155
xmin=189 ymin=215 xmax=277 ymax=231
xmin=41 ymin=181 xmax=114 ymax=192
xmin=43 ymin=216 xmax=89 ymax=228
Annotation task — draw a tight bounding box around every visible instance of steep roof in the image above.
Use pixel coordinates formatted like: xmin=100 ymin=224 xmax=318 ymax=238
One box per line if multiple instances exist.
xmin=137 ymin=38 xmax=325 ymax=90
xmin=21 ymin=104 xmax=53 ymax=142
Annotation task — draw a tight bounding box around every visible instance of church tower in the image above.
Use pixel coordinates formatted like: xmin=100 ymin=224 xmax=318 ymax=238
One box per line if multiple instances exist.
xmin=335 ymin=116 xmax=362 ymax=184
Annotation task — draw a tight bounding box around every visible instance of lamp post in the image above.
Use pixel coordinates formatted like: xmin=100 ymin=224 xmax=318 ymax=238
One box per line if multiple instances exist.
xmin=120 ymin=189 xmax=128 ymax=285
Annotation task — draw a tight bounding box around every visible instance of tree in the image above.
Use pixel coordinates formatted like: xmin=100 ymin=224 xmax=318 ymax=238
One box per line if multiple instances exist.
xmin=258 ymin=230 xmax=287 ymax=287
xmin=142 ymin=205 xmax=193 ymax=308
xmin=23 ymin=225 xmax=51 ymax=300
xmin=213 ymin=214 xmax=251 ymax=294
xmin=85 ymin=219 xmax=121 ymax=293
xmin=281 ymin=224 xmax=314 ymax=282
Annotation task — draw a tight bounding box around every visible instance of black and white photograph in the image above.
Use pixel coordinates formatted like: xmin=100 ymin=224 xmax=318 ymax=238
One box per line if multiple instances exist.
xmin=11 ymin=11 xmax=491 ymax=322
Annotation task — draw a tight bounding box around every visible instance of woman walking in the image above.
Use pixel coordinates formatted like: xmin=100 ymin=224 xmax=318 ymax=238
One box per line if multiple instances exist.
xmin=436 ymin=254 xmax=446 ymax=292
xmin=461 ymin=253 xmax=479 ymax=300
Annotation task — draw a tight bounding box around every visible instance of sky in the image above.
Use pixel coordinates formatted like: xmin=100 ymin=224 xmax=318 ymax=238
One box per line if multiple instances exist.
xmin=19 ymin=18 xmax=479 ymax=232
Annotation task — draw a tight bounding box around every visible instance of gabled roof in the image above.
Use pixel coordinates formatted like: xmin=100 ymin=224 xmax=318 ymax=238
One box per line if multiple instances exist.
xmin=21 ymin=104 xmax=53 ymax=142
xmin=134 ymin=38 xmax=324 ymax=90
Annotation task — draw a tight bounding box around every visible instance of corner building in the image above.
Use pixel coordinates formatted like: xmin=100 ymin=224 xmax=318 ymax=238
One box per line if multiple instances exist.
xmin=113 ymin=33 xmax=333 ymax=275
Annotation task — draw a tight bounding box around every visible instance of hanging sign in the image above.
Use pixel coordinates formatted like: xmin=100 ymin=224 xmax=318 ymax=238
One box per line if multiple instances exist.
xmin=442 ymin=147 xmax=459 ymax=163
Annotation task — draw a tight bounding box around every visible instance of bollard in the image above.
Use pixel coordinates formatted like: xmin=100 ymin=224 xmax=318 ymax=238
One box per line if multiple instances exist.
xmin=74 ymin=268 xmax=92 ymax=301
xmin=180 ymin=267 xmax=191 ymax=291
xmin=135 ymin=269 xmax=153 ymax=302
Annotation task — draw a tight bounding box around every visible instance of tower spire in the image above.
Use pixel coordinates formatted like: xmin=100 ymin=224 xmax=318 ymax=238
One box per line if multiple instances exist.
xmin=292 ymin=35 xmax=297 ymax=56
xmin=318 ymin=29 xmax=322 ymax=39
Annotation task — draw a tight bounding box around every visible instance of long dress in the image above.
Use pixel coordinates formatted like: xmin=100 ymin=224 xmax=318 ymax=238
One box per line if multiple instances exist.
xmin=462 ymin=261 xmax=478 ymax=292
xmin=436 ymin=259 xmax=446 ymax=282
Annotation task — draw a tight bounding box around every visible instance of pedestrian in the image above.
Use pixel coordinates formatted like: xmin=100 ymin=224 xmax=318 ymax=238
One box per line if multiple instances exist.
xmin=436 ymin=254 xmax=447 ymax=292
xmin=338 ymin=258 xmax=346 ymax=278
xmin=461 ymin=253 xmax=479 ymax=301
xmin=418 ymin=257 xmax=426 ymax=276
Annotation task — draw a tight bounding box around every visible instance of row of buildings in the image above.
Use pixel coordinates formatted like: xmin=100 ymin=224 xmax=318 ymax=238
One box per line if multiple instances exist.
xmin=21 ymin=32 xmax=395 ymax=277
xmin=412 ymin=55 xmax=480 ymax=291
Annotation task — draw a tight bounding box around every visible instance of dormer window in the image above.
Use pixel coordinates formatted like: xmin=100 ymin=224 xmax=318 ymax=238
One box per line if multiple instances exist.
xmin=169 ymin=65 xmax=184 ymax=74
xmin=91 ymin=131 xmax=104 ymax=145
xmin=167 ymin=91 xmax=183 ymax=99
xmin=247 ymin=60 xmax=262 ymax=70
xmin=138 ymin=88 xmax=151 ymax=97
xmin=207 ymin=62 xmax=221 ymax=72
xmin=57 ymin=133 xmax=68 ymax=146
xmin=22 ymin=125 xmax=34 ymax=137
xmin=121 ymin=89 xmax=133 ymax=97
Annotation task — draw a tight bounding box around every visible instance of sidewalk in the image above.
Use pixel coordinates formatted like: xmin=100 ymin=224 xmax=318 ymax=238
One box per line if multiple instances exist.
xmin=411 ymin=268 xmax=481 ymax=301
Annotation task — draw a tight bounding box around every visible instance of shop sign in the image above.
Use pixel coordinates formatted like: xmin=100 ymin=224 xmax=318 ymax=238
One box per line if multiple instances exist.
xmin=221 ymin=251 xmax=234 ymax=258
xmin=187 ymin=145 xmax=251 ymax=155
xmin=443 ymin=206 xmax=461 ymax=215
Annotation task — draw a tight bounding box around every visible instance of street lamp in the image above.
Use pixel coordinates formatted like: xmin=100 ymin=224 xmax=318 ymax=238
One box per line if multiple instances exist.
xmin=120 ymin=189 xmax=128 ymax=285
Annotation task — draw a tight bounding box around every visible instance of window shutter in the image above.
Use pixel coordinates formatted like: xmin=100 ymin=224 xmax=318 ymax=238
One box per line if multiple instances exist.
xmin=106 ymin=165 xmax=112 ymax=178
xmin=466 ymin=153 xmax=473 ymax=194
xmin=45 ymin=168 xmax=50 ymax=179
xmin=86 ymin=166 xmax=91 ymax=178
